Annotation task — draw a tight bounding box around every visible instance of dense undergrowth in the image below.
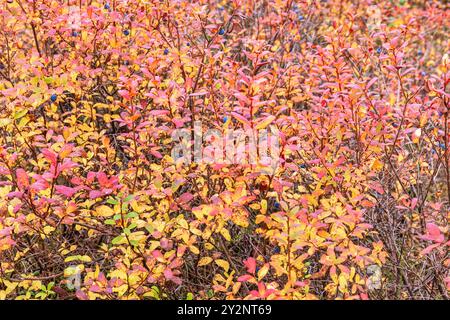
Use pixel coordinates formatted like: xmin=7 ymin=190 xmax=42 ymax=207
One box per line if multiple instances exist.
xmin=0 ymin=0 xmax=448 ymax=299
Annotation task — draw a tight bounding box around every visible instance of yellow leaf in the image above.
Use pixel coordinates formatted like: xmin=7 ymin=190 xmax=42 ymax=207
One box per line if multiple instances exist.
xmin=198 ymin=257 xmax=213 ymax=266
xmin=178 ymin=218 xmax=188 ymax=229
xmin=255 ymin=214 xmax=266 ymax=224
xmin=189 ymin=245 xmax=200 ymax=254
xmin=191 ymin=206 xmax=202 ymax=219
xmin=261 ymin=199 xmax=267 ymax=215
xmin=81 ymin=30 xmax=88 ymax=42
xmin=370 ymin=159 xmax=383 ymax=171
xmin=96 ymin=205 xmax=115 ymax=217
xmin=318 ymin=230 xmax=330 ymax=238
xmin=257 ymin=264 xmax=270 ymax=281
xmin=59 ymin=145 xmax=73 ymax=159
xmin=192 ymin=205 xmax=214 ymax=220
xmin=389 ymin=93 xmax=396 ymax=106
xmin=220 ymin=228 xmax=231 ymax=241
xmin=255 ymin=115 xmax=276 ymax=130
xmin=338 ymin=274 xmax=348 ymax=293
xmin=215 ymin=259 xmax=230 ymax=272
xmin=232 ymin=282 xmax=241 ymax=294
xmin=79 ymin=255 xmax=92 ymax=262
xmin=43 ymin=225 xmax=55 ymax=235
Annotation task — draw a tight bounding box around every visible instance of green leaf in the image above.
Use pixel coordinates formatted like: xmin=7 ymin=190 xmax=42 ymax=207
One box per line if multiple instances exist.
xmin=64 ymin=255 xmax=91 ymax=263
xmin=47 ymin=282 xmax=55 ymax=290
xmin=126 ymin=212 xmax=138 ymax=219
xmin=151 ymin=286 xmax=159 ymax=294
xmin=64 ymin=255 xmax=81 ymax=263
xmin=44 ymin=76 xmax=53 ymax=84
xmin=14 ymin=109 xmax=28 ymax=120
xmin=106 ymin=198 xmax=119 ymax=205
xmin=112 ymin=235 xmax=124 ymax=245
xmin=123 ymin=195 xmax=133 ymax=203
xmin=35 ymin=292 xmax=46 ymax=299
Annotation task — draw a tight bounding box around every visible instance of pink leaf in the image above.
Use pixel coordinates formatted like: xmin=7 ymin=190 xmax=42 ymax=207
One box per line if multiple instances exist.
xmin=420 ymin=223 xmax=444 ymax=243
xmin=42 ymin=148 xmax=57 ymax=166
xmin=7 ymin=191 xmax=24 ymax=198
xmin=249 ymin=290 xmax=260 ymax=298
xmin=55 ymin=185 xmax=78 ymax=197
xmin=244 ymin=257 xmax=256 ymax=274
xmin=118 ymin=90 xmax=131 ymax=100
xmin=189 ymin=91 xmax=208 ymax=97
xmin=420 ymin=243 xmax=440 ymax=256
xmin=411 ymin=198 xmax=418 ymax=209
xmin=89 ymin=190 xmax=103 ymax=199
xmin=31 ymin=180 xmax=49 ymax=191
xmin=149 ymin=110 xmax=170 ymax=116
xmin=231 ymin=112 xmax=250 ymax=127
xmin=75 ymin=290 xmax=88 ymax=300
xmin=237 ymin=274 xmax=253 ymax=282
xmin=150 ymin=149 xmax=163 ymax=159
xmin=178 ymin=192 xmax=193 ymax=204
xmin=366 ymin=77 xmax=378 ymax=90
xmin=172 ymin=118 xmax=186 ymax=128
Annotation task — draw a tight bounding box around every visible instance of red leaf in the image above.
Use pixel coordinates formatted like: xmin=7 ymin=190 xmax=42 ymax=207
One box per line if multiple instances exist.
xmin=244 ymin=257 xmax=256 ymax=274
xmin=16 ymin=168 xmax=29 ymax=190
xmin=97 ymin=172 xmax=109 ymax=187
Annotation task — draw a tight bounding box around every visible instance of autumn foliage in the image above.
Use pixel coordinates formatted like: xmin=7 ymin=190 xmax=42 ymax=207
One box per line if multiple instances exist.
xmin=0 ymin=0 xmax=448 ymax=300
